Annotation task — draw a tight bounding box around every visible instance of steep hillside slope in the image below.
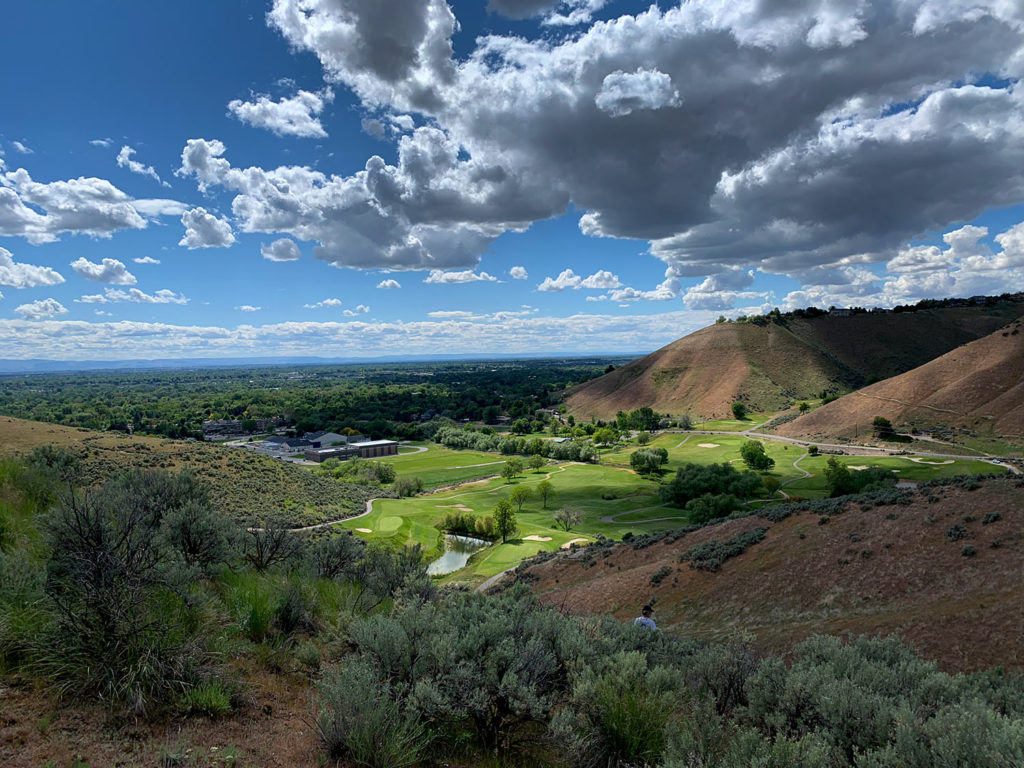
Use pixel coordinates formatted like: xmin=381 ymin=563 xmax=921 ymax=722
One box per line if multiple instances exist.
xmin=776 ymin=318 xmax=1024 ymax=441
xmin=514 ymin=478 xmax=1024 ymax=673
xmin=565 ymin=301 xmax=1024 ymax=419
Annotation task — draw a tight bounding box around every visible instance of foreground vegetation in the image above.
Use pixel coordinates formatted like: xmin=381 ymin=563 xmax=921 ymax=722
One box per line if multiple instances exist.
xmin=1 ymin=450 xmax=1021 ymax=767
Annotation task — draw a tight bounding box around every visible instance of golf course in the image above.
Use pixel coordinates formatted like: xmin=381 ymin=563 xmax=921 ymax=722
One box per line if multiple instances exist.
xmin=336 ymin=430 xmax=1007 ymax=585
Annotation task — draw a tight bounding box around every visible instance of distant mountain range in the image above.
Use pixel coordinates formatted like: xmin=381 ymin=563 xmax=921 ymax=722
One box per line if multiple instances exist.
xmin=565 ymin=299 xmax=1024 ymax=420
xmin=0 ymin=352 xmax=634 ymax=375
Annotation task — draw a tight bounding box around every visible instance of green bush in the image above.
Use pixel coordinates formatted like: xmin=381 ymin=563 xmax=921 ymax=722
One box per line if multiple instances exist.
xmin=308 ymin=531 xmax=365 ymax=580
xmin=178 ymin=679 xmax=234 ymax=717
xmin=315 ymin=657 xmax=427 ymax=768
xmin=156 ymin=500 xmax=240 ymax=575
xmin=393 ymin=475 xmax=424 ymax=497
xmin=552 ymin=651 xmax=681 ymax=767
xmin=39 ymin=479 xmax=208 ymax=715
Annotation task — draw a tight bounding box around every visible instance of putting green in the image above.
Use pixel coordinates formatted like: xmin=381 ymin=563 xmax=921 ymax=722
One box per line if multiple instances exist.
xmin=377 ymin=515 xmax=403 ymax=533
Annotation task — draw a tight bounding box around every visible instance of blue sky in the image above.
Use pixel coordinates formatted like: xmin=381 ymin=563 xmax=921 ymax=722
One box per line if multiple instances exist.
xmin=1 ymin=0 xmax=1023 ymax=361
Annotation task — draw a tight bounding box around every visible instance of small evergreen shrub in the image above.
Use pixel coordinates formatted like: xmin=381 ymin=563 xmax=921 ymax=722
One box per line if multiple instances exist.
xmin=946 ymin=524 xmax=968 ymax=542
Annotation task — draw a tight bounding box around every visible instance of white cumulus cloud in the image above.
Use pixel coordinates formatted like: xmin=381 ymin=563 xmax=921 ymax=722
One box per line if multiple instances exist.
xmin=377 ymin=278 xmax=401 ymax=289
xmin=133 ymin=256 xmax=160 ymax=264
xmin=424 ymin=269 xmax=497 ymax=284
xmin=179 ymin=207 xmax=235 ymax=249
xmin=261 ymin=238 xmax=301 ymax=262
xmin=77 ymin=287 xmax=188 ymax=305
xmin=304 ymin=297 xmax=344 ymax=308
xmin=235 ymin=305 xmax=261 ymax=312
xmin=70 ymin=257 xmax=137 ymax=285
xmin=116 ymin=146 xmax=168 ymax=186
xmin=0 ymin=247 xmax=65 ymax=288
xmin=228 ymin=89 xmax=333 ymax=138
xmin=509 ymin=266 xmax=528 ymax=280
xmin=16 ymin=298 xmax=66 ymax=319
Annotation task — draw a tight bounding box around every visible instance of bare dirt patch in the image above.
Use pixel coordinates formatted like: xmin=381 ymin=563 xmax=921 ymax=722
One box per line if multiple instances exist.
xmin=0 ymin=669 xmax=321 ymax=768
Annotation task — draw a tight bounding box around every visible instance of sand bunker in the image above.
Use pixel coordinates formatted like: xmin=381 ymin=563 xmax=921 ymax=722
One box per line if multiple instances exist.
xmin=697 ymin=443 xmax=720 ymax=448
xmin=561 ymin=538 xmax=588 ymax=549
xmin=849 ymin=465 xmax=869 ymax=471
xmin=523 ymin=535 xmax=552 ymax=542
xmin=355 ymin=527 xmax=372 ymax=533
xmin=908 ymin=457 xmax=955 ymax=465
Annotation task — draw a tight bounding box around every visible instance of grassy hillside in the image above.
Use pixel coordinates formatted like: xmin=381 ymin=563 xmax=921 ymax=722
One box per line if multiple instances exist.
xmin=0 ymin=416 xmax=378 ymax=526
xmin=514 ymin=476 xmax=1024 ymax=673
xmin=775 ymin=318 xmax=1024 ymax=445
xmin=565 ymin=300 xmax=1024 ymax=420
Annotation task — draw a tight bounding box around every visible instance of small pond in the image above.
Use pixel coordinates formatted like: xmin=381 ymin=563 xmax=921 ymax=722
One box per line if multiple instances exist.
xmin=427 ymin=534 xmax=490 ymax=576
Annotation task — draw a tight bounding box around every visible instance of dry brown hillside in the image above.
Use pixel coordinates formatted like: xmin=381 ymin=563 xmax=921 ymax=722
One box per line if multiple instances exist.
xmin=776 ymin=318 xmax=1024 ymax=442
xmin=565 ymin=301 xmax=1024 ymax=420
xmin=515 ymin=478 xmax=1024 ymax=673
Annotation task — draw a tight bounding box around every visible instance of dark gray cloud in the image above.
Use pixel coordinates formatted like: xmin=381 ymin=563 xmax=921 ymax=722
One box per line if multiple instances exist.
xmin=486 ymin=0 xmax=560 ymax=19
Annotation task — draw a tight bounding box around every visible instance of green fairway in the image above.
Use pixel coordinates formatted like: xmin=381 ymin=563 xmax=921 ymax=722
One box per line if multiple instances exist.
xmin=693 ymin=414 xmax=773 ymax=431
xmin=781 ymin=454 xmax=1006 ymax=499
xmin=379 ymin=444 xmax=509 ymax=487
xmin=602 ymin=433 xmax=807 ymax=483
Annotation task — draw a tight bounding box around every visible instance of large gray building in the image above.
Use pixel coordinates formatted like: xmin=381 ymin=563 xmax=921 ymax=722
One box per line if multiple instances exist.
xmin=304 ymin=439 xmax=399 ymax=462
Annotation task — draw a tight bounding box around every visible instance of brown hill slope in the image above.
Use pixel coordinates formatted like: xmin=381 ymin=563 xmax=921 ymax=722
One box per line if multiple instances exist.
xmin=775 ymin=318 xmax=1024 ymax=441
xmin=565 ymin=301 xmax=1024 ymax=420
xmin=514 ymin=478 xmax=1024 ymax=673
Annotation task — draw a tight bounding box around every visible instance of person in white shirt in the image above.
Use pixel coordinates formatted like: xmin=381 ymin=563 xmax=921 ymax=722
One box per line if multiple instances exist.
xmin=633 ymin=604 xmax=656 ymax=630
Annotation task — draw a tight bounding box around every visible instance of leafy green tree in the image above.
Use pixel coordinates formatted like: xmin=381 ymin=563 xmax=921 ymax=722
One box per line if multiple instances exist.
xmin=529 ymin=453 xmax=545 ymax=472
xmin=482 ymin=405 xmax=502 ymax=424
xmin=659 ymin=463 xmax=761 ymax=508
xmin=393 ymin=476 xmax=424 ymax=497
xmin=739 ymin=440 xmax=775 ymax=472
xmin=511 ymin=418 xmax=531 ymax=434
xmin=872 ymin=416 xmax=895 ymax=438
xmin=731 ymin=401 xmax=747 ymax=420
xmin=685 ymin=493 xmax=741 ymax=524
xmin=494 ymin=499 xmax=518 ymax=543
xmin=536 ymin=479 xmax=555 ymax=509
xmin=501 ymin=462 xmax=518 ymax=483
xmin=509 ymin=485 xmax=532 ymax=514
xmin=593 ymin=427 xmax=618 ymax=445
xmin=553 ymin=506 xmax=582 ymax=532
xmin=823 ymin=457 xmax=855 ymax=496
xmin=630 ymin=448 xmax=669 ymax=476
xmin=636 ymin=431 xmax=652 ymax=445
